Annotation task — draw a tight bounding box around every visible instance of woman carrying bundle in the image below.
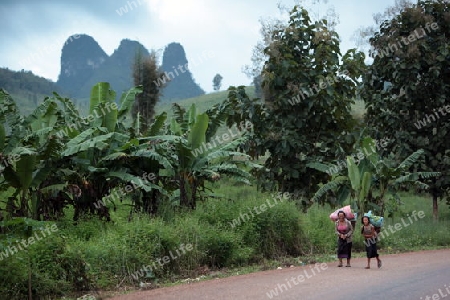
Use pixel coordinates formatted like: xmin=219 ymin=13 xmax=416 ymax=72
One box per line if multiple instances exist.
xmin=335 ymin=211 xmax=353 ymax=267
xmin=361 ymin=215 xmax=382 ymax=269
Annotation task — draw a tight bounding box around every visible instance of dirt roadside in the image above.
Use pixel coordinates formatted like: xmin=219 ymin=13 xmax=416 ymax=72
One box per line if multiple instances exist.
xmin=103 ymin=248 xmax=450 ymax=300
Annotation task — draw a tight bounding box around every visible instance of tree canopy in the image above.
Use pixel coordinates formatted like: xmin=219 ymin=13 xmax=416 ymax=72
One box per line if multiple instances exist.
xmin=363 ymin=0 xmax=450 ymax=219
xmin=226 ymin=6 xmax=366 ymax=209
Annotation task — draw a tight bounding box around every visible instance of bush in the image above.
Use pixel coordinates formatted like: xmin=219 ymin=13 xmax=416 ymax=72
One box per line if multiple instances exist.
xmin=301 ymin=206 xmax=338 ymax=254
xmin=194 ymin=193 xmax=307 ymax=260
xmin=199 ymin=228 xmax=236 ymax=267
xmin=0 ymin=230 xmax=93 ymax=299
xmin=251 ymin=199 xmax=305 ymax=258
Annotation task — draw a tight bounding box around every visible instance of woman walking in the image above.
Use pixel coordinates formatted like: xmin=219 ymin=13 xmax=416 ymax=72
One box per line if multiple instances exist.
xmin=335 ymin=211 xmax=353 ymax=267
xmin=361 ymin=216 xmax=382 ymax=269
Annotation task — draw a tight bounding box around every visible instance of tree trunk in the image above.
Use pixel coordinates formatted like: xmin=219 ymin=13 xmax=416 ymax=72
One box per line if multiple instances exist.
xmin=179 ymin=174 xmax=188 ymax=208
xmin=150 ymin=189 xmax=158 ymax=215
xmin=380 ymin=197 xmax=385 ymax=217
xmin=190 ymin=180 xmax=197 ymax=210
xmin=432 ymin=193 xmax=439 ymax=221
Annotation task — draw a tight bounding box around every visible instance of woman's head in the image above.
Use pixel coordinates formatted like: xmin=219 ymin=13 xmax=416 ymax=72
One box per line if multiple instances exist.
xmin=338 ymin=210 xmax=346 ymax=220
xmin=362 ymin=216 xmax=370 ymax=225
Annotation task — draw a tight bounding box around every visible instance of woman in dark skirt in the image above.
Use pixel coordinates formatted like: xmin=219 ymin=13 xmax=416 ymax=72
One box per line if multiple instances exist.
xmin=361 ymin=216 xmax=382 ymax=269
xmin=335 ymin=211 xmax=353 ymax=267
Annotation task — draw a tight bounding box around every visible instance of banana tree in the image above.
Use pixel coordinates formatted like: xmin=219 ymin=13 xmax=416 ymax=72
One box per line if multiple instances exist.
xmin=369 ymin=149 xmax=440 ymax=216
xmin=0 ymin=89 xmax=79 ymax=220
xmin=310 ymin=155 xmax=371 ymax=217
xmin=60 ymin=82 xmax=172 ymax=220
xmin=311 ymin=137 xmax=440 ymax=217
xmin=99 ymin=111 xmax=171 ymax=216
xmin=59 ymin=82 xmax=136 ymax=221
xmin=141 ymin=103 xmax=259 ymax=210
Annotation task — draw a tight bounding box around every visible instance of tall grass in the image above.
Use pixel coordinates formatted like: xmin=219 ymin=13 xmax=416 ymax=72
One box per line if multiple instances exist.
xmin=0 ymin=185 xmax=449 ymax=298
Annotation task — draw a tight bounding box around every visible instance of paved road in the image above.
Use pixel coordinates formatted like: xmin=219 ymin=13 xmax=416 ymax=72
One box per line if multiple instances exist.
xmin=110 ymin=249 xmax=450 ymax=300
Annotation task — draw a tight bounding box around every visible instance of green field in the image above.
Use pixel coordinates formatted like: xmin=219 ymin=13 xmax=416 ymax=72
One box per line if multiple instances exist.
xmin=155 ymin=86 xmax=257 ymax=115
xmin=156 ymin=87 xmax=367 ymax=120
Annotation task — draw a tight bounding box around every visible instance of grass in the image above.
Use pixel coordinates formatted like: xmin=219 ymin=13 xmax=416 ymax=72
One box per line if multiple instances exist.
xmin=155 ymin=86 xmax=366 ymax=120
xmin=155 ymin=86 xmax=256 ymax=116
xmin=1 ymin=180 xmax=449 ymax=299
xmin=106 ymin=187 xmax=450 ymax=297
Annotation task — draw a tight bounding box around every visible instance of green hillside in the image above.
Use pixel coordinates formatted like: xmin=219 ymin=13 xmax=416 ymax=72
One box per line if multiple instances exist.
xmin=156 ymin=86 xmax=366 ymax=119
xmin=7 ymin=83 xmax=366 ymax=120
xmin=156 ymin=86 xmax=257 ymax=115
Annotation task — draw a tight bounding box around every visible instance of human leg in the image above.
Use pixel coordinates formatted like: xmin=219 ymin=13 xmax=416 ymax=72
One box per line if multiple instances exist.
xmin=346 ymin=242 xmax=352 ymax=267
xmin=373 ymin=243 xmax=382 ymax=268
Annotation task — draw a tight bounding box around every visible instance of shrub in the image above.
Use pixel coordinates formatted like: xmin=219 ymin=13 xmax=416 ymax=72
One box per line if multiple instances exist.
xmin=0 ymin=231 xmax=93 ymax=299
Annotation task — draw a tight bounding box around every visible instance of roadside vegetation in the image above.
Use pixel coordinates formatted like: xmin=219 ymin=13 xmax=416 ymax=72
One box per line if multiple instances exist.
xmin=1 ymin=1 xmax=449 ymax=299
xmin=1 ymin=182 xmax=449 ymax=299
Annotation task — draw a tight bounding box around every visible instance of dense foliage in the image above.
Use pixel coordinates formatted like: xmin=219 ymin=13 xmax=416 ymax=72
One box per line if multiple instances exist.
xmin=0 ymin=82 xmax=255 ymax=221
xmin=226 ymin=7 xmax=366 ymax=209
xmin=363 ymin=0 xmax=450 ymax=218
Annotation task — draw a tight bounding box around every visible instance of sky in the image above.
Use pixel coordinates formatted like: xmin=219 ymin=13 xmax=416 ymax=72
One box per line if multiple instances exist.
xmin=0 ymin=0 xmax=398 ymax=94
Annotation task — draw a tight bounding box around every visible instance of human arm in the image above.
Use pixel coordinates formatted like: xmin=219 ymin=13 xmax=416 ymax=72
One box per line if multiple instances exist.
xmin=345 ymin=220 xmax=353 ymax=238
xmin=363 ymin=225 xmax=376 ymax=239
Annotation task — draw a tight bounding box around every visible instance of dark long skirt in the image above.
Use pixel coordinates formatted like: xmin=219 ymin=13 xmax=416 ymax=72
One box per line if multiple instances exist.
xmin=365 ymin=240 xmax=379 ymax=258
xmin=337 ymin=239 xmax=352 ymax=258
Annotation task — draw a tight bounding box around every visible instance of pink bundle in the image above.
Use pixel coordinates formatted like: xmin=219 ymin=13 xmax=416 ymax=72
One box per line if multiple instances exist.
xmin=329 ymin=205 xmax=355 ymax=221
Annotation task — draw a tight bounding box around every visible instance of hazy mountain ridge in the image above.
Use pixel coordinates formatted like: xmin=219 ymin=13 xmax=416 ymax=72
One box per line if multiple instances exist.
xmin=78 ymin=39 xmax=150 ymax=99
xmin=0 ymin=67 xmax=61 ymax=115
xmin=57 ymin=34 xmax=108 ymax=97
xmin=1 ymin=35 xmax=206 ymax=113
xmin=57 ymin=35 xmax=205 ymax=102
xmin=160 ymin=42 xmax=205 ymax=101
xmin=0 ymin=67 xmax=59 ymax=96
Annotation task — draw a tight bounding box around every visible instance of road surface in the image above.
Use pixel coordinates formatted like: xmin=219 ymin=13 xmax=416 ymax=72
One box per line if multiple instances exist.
xmin=109 ymin=248 xmax=450 ymax=300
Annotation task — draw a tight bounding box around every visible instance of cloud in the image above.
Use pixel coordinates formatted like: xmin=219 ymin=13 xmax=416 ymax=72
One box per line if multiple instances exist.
xmin=0 ymin=0 xmax=399 ymax=93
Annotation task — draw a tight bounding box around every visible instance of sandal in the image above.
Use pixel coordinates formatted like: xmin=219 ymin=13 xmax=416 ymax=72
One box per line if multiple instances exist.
xmin=378 ymin=260 xmax=382 ymax=268
xmin=338 ymin=264 xmax=343 ymax=267
xmin=365 ymin=266 xmax=370 ymax=269
xmin=346 ymin=265 xmax=351 ymax=267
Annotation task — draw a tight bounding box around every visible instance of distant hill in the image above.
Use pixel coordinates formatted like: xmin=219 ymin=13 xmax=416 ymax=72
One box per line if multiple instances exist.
xmin=1 ymin=36 xmax=211 ymax=115
xmin=159 ymin=42 xmax=205 ymax=102
xmin=57 ymin=34 xmax=108 ymax=98
xmin=78 ymin=39 xmax=150 ymax=99
xmin=156 ymin=86 xmax=256 ymax=116
xmin=155 ymin=85 xmax=366 ymax=120
xmin=0 ymin=67 xmax=59 ymax=96
xmin=56 ymin=35 xmax=205 ymax=103
xmin=0 ymin=68 xmax=62 ymax=115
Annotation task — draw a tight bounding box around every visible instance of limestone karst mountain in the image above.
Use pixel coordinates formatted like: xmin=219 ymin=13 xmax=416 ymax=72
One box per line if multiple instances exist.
xmin=56 ymin=35 xmax=204 ymax=102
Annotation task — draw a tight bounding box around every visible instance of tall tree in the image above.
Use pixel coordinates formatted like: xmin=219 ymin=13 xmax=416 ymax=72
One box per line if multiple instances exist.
xmin=351 ymin=0 xmax=413 ymax=53
xmin=132 ymin=50 xmax=165 ymax=134
xmin=231 ymin=6 xmax=365 ymax=209
xmin=212 ymin=73 xmax=223 ymax=91
xmin=362 ymin=0 xmax=450 ymax=220
xmin=242 ymin=0 xmax=339 ymax=99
